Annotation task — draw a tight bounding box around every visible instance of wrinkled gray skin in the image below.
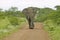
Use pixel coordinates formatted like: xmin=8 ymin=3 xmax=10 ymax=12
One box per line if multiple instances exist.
xmin=22 ymin=7 xmax=39 ymax=29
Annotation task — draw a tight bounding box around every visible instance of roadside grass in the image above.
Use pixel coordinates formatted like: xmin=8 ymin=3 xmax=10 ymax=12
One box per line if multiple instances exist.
xmin=43 ymin=20 xmax=60 ymax=40
xmin=0 ymin=17 xmax=26 ymax=40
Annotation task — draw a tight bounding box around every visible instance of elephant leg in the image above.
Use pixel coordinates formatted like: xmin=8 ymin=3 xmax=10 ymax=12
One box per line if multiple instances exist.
xmin=28 ymin=18 xmax=34 ymax=29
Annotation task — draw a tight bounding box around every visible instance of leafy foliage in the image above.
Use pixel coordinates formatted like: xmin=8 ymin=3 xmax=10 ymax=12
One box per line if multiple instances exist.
xmin=0 ymin=7 xmax=26 ymax=39
xmin=35 ymin=6 xmax=60 ymax=40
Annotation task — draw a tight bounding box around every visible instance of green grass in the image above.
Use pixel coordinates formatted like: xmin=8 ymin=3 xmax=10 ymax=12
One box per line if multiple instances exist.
xmin=43 ymin=20 xmax=60 ymax=40
xmin=0 ymin=17 xmax=26 ymax=39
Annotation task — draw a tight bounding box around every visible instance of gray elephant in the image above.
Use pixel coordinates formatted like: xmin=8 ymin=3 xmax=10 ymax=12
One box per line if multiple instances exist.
xmin=22 ymin=7 xmax=39 ymax=29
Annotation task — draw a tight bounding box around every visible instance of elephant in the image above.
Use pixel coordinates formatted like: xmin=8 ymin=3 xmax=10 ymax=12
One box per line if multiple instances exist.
xmin=22 ymin=7 xmax=39 ymax=29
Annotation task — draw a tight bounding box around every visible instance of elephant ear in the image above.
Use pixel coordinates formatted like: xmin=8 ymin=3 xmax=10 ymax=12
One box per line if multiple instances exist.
xmin=32 ymin=7 xmax=40 ymax=15
xmin=22 ymin=8 xmax=27 ymax=13
xmin=33 ymin=7 xmax=40 ymax=13
xmin=33 ymin=7 xmax=40 ymax=18
xmin=22 ymin=8 xmax=28 ymax=16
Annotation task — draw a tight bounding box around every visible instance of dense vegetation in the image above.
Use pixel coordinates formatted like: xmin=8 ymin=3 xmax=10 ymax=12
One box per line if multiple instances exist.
xmin=0 ymin=5 xmax=60 ymax=40
xmin=35 ymin=6 xmax=60 ymax=40
xmin=0 ymin=7 xmax=26 ymax=39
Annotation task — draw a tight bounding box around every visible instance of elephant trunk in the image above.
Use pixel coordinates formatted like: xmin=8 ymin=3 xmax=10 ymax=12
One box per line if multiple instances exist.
xmin=28 ymin=17 xmax=34 ymax=29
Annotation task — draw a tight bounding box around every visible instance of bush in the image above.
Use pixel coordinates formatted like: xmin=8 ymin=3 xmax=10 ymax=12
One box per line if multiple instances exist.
xmin=43 ymin=20 xmax=60 ymax=40
xmin=8 ymin=16 xmax=19 ymax=26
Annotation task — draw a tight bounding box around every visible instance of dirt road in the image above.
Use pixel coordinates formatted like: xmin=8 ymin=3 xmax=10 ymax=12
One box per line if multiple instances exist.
xmin=2 ymin=22 xmax=50 ymax=40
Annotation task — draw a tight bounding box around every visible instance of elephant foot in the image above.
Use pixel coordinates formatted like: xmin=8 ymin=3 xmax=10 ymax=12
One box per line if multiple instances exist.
xmin=29 ymin=27 xmax=34 ymax=29
xmin=29 ymin=26 xmax=34 ymax=29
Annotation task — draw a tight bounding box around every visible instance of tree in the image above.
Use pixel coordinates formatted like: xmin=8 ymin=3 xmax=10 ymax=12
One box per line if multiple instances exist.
xmin=5 ymin=7 xmax=18 ymax=16
xmin=35 ymin=7 xmax=55 ymax=22
xmin=9 ymin=7 xmax=18 ymax=12
xmin=55 ymin=5 xmax=60 ymax=11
